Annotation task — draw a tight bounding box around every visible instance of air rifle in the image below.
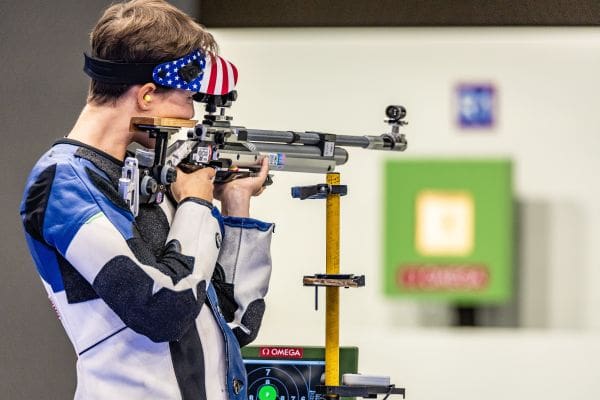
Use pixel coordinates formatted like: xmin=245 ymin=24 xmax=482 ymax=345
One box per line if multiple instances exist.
xmin=120 ymin=91 xmax=408 ymax=216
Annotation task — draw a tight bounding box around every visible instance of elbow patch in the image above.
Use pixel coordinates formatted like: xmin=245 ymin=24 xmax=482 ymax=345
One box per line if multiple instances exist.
xmin=93 ymin=255 xmax=207 ymax=342
xmin=57 ymin=252 xmax=99 ymax=303
xmin=233 ymin=299 xmax=266 ymax=347
xmin=127 ymin=237 xmax=195 ymax=285
xmin=211 ymin=263 xmax=237 ymax=322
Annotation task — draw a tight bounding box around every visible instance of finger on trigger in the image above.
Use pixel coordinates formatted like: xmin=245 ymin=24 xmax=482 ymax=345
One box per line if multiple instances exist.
xmin=205 ymin=167 xmax=216 ymax=179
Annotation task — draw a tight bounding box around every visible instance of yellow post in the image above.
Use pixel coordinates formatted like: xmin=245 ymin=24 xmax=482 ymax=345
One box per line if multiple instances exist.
xmin=325 ymin=172 xmax=340 ymax=391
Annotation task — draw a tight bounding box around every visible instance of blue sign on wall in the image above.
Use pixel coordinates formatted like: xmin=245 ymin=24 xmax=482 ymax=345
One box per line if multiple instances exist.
xmin=456 ymin=84 xmax=496 ymax=129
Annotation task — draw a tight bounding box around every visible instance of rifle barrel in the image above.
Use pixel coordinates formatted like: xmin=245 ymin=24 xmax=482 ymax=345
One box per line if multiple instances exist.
xmin=242 ymin=129 xmax=404 ymax=151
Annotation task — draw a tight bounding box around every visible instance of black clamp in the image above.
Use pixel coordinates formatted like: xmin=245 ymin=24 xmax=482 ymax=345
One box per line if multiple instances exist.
xmin=133 ymin=125 xmax=177 ymax=186
xmin=316 ymin=132 xmax=337 ymax=158
xmin=291 ymin=184 xmax=347 ymax=200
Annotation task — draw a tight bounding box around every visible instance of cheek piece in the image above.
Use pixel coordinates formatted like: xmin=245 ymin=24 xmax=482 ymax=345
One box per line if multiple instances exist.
xmin=83 ymin=48 xmax=238 ymax=96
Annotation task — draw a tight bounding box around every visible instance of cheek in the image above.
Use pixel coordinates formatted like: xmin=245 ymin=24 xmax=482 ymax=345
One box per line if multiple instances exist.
xmin=176 ymin=96 xmax=194 ymax=117
xmin=160 ymin=99 xmax=194 ymax=119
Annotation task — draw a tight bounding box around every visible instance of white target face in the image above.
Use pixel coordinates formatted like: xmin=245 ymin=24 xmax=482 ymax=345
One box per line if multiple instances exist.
xmin=244 ymin=360 xmax=325 ymax=400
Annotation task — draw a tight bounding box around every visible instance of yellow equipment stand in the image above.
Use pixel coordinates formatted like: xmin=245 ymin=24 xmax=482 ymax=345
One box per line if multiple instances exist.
xmin=295 ymin=173 xmax=405 ymax=399
xmin=295 ymin=172 xmax=348 ymax=395
xmin=325 ymin=172 xmax=341 ymax=390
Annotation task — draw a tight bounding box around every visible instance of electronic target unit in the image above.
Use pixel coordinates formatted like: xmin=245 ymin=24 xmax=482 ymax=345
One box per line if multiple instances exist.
xmin=242 ymin=346 xmax=358 ymax=400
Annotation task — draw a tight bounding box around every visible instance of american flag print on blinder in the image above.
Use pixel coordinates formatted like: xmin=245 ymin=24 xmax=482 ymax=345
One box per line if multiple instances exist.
xmin=198 ymin=53 xmax=238 ymax=96
xmin=152 ymin=49 xmax=238 ymax=95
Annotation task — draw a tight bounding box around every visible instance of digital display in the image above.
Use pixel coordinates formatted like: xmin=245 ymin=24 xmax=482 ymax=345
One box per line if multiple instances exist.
xmin=245 ymin=359 xmax=324 ymax=400
xmin=242 ymin=346 xmax=358 ymax=400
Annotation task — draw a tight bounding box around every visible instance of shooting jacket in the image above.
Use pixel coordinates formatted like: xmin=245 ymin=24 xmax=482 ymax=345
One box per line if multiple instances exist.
xmin=20 ymin=139 xmax=274 ymax=400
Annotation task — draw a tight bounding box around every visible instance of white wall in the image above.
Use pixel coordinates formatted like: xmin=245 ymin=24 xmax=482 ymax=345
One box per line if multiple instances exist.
xmin=205 ymin=28 xmax=600 ymax=400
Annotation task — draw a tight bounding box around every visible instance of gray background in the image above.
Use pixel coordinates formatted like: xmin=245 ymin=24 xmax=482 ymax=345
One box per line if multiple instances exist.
xmin=0 ymin=1 xmax=195 ymax=398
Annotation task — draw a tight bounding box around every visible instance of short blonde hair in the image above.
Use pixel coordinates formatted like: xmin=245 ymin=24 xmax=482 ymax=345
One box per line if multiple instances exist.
xmin=88 ymin=0 xmax=218 ymax=105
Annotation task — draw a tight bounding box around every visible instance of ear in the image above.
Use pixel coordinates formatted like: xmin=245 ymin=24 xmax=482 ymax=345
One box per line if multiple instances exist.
xmin=136 ymin=83 xmax=157 ymax=111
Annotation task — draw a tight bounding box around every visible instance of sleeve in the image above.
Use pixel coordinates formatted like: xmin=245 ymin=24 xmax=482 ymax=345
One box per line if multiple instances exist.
xmin=213 ymin=215 xmax=274 ymax=346
xmin=43 ymin=163 xmax=221 ymax=342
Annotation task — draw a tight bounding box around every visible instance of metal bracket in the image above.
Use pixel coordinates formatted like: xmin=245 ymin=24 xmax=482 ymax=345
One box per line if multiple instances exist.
xmin=303 ymin=274 xmax=365 ymax=311
xmin=316 ymin=133 xmax=337 ymax=158
xmin=291 ymin=184 xmax=348 ymax=200
xmin=119 ymin=157 xmax=140 ymax=217
xmin=316 ymin=384 xmax=405 ymax=399
xmin=303 ymin=274 xmax=365 ymax=288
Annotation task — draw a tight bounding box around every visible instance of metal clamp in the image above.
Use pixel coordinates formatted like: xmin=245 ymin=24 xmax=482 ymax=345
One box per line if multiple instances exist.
xmin=303 ymin=274 xmax=365 ymax=311
xmin=119 ymin=157 xmax=140 ymax=216
xmin=316 ymin=384 xmax=405 ymax=399
xmin=291 ymin=184 xmax=348 ymax=200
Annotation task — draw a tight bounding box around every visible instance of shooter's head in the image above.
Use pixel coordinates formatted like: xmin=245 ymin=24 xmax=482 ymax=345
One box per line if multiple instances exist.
xmin=86 ymin=0 xmax=218 ymax=106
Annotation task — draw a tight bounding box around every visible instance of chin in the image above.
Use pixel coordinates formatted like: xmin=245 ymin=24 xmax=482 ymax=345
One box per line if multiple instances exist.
xmin=183 ymin=108 xmax=195 ymax=120
xmin=163 ymin=109 xmax=194 ymax=120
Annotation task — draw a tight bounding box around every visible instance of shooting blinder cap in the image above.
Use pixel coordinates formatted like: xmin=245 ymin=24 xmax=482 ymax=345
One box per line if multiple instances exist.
xmin=83 ymin=49 xmax=238 ymax=95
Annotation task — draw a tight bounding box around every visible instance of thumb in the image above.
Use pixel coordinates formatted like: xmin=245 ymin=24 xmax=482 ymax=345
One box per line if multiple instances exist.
xmin=257 ymin=157 xmax=269 ymax=181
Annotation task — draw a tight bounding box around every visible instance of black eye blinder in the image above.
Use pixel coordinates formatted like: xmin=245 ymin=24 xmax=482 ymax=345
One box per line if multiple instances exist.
xmin=179 ymin=60 xmax=203 ymax=83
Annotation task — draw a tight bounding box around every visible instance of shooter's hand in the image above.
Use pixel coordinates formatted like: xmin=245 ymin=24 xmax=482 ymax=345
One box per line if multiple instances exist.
xmin=170 ymin=166 xmax=216 ymax=203
xmin=214 ymin=157 xmax=269 ymax=217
